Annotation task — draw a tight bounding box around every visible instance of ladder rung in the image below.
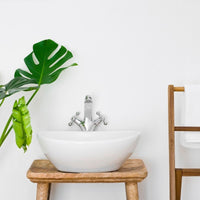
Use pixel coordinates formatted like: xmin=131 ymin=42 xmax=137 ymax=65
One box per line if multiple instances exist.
xmin=174 ymin=87 xmax=184 ymax=92
xmin=176 ymin=168 xmax=200 ymax=176
xmin=175 ymin=126 xmax=200 ymax=131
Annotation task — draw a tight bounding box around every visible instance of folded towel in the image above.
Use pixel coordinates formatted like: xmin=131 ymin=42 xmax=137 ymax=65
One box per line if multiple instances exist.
xmin=181 ymin=85 xmax=200 ymax=148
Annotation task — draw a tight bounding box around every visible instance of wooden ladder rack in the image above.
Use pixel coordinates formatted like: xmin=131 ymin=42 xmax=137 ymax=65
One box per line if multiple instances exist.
xmin=168 ymin=85 xmax=200 ymax=200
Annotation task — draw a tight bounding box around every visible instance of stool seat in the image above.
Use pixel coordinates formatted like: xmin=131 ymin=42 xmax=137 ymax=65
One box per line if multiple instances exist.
xmin=27 ymin=159 xmax=147 ymax=200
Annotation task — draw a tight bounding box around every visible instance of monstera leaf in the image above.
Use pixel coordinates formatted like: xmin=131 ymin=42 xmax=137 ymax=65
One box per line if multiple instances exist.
xmin=15 ymin=39 xmax=77 ymax=85
xmin=12 ymin=96 xmax=32 ymax=152
xmin=0 ymin=77 xmax=38 ymax=100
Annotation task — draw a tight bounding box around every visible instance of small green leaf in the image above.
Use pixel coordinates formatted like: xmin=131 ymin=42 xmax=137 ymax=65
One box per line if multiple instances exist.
xmin=12 ymin=96 xmax=32 ymax=152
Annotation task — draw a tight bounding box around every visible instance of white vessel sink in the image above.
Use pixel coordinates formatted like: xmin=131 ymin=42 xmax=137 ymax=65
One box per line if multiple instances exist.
xmin=37 ymin=131 xmax=140 ymax=172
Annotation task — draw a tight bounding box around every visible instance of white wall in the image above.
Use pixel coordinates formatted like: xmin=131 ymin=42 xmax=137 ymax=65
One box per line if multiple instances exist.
xmin=0 ymin=0 xmax=200 ymax=199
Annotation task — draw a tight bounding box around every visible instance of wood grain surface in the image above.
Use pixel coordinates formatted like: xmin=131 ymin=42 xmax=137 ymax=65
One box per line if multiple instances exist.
xmin=36 ymin=183 xmax=51 ymax=200
xmin=27 ymin=159 xmax=147 ymax=183
xmin=126 ymin=182 xmax=139 ymax=200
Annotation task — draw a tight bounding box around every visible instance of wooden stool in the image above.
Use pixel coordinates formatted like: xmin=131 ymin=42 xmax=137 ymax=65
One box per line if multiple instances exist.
xmin=27 ymin=159 xmax=147 ymax=200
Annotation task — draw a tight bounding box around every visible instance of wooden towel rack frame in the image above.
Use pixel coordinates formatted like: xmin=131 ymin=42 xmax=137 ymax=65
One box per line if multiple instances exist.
xmin=168 ymin=85 xmax=200 ymax=200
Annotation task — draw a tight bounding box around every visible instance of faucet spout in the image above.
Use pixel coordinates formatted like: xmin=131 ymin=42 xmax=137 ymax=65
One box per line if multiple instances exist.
xmin=84 ymin=95 xmax=93 ymax=121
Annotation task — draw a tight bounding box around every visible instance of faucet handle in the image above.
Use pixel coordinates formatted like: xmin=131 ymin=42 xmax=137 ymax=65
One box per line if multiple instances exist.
xmin=68 ymin=112 xmax=81 ymax=126
xmin=68 ymin=121 xmax=73 ymax=126
xmin=96 ymin=112 xmax=108 ymax=125
xmin=75 ymin=112 xmax=80 ymax=116
xmin=103 ymin=119 xmax=108 ymax=125
xmin=96 ymin=111 xmax=101 ymax=117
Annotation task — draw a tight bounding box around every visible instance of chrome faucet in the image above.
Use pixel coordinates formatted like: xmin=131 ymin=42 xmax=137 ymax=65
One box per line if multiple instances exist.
xmin=68 ymin=95 xmax=107 ymax=131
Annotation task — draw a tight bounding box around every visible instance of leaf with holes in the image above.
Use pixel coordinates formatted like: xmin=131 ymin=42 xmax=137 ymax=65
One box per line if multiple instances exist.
xmin=14 ymin=39 xmax=77 ymax=85
xmin=0 ymin=77 xmax=38 ymax=100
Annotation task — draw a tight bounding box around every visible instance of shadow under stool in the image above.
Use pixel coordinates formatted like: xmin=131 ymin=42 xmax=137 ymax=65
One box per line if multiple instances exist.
xmin=27 ymin=159 xmax=148 ymax=200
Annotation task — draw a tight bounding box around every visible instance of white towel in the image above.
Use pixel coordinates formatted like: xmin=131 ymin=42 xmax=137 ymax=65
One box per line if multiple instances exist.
xmin=181 ymin=85 xmax=200 ymax=148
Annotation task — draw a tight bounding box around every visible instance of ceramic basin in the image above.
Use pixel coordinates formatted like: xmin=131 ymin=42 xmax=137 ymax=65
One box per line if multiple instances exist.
xmin=37 ymin=131 xmax=140 ymax=172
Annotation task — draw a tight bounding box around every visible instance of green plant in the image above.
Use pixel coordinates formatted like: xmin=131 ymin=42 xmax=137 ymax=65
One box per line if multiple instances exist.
xmin=12 ymin=96 xmax=32 ymax=152
xmin=0 ymin=39 xmax=77 ymax=151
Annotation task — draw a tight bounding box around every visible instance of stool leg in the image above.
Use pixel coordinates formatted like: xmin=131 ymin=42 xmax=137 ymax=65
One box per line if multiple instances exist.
xmin=36 ymin=183 xmax=51 ymax=200
xmin=125 ymin=182 xmax=139 ymax=200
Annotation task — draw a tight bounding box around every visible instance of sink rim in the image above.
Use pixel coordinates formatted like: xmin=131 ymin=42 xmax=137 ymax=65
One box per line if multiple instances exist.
xmin=37 ymin=130 xmax=140 ymax=143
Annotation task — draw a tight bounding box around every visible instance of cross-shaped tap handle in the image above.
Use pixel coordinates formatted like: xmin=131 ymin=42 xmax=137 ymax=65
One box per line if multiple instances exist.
xmin=68 ymin=112 xmax=80 ymax=126
xmin=96 ymin=112 xmax=108 ymax=125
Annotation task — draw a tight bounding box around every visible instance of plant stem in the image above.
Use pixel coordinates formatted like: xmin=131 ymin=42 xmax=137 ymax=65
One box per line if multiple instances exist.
xmin=27 ymin=87 xmax=40 ymax=106
xmin=0 ymin=115 xmax=12 ymax=146
xmin=0 ymin=125 xmax=12 ymax=146
xmin=0 ymin=87 xmax=40 ymax=147
xmin=0 ymin=98 xmax=5 ymax=107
